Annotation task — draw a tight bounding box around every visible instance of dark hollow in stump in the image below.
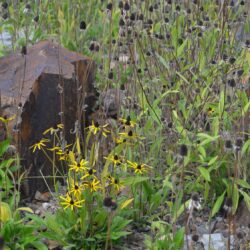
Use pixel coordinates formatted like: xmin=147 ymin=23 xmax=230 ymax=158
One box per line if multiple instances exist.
xmin=0 ymin=40 xmax=97 ymax=198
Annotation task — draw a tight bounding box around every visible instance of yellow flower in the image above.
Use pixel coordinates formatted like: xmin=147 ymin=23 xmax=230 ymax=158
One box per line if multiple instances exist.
xmin=119 ymin=130 xmax=140 ymax=140
xmin=69 ymin=159 xmax=88 ymax=172
xmin=0 ymin=115 xmax=15 ymax=124
xmin=88 ymin=121 xmax=110 ymax=137
xmin=119 ymin=116 xmax=136 ymax=128
xmin=110 ymin=177 xmax=124 ymax=191
xmin=81 ymin=168 xmax=97 ymax=180
xmin=127 ymin=160 xmax=150 ymax=174
xmin=69 ymin=181 xmax=84 ymax=197
xmin=43 ymin=123 xmax=63 ymax=135
xmin=85 ymin=179 xmax=102 ymax=192
xmin=60 ymin=193 xmax=85 ymax=210
xmin=104 ymin=154 xmax=122 ymax=166
xmin=29 ymin=138 xmax=50 ymax=153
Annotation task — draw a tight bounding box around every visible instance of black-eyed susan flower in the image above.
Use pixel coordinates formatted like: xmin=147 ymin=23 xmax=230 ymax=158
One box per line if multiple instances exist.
xmin=104 ymin=154 xmax=122 ymax=166
xmin=69 ymin=181 xmax=84 ymax=197
xmin=85 ymin=179 xmax=102 ymax=192
xmin=88 ymin=121 xmax=110 ymax=137
xmin=110 ymin=177 xmax=124 ymax=191
xmin=127 ymin=160 xmax=150 ymax=174
xmin=30 ymin=138 xmax=50 ymax=153
xmin=57 ymin=149 xmax=70 ymax=161
xmin=119 ymin=130 xmax=141 ymax=140
xmin=207 ymin=107 xmax=215 ymax=116
xmin=69 ymin=159 xmax=88 ymax=173
xmin=60 ymin=193 xmax=85 ymax=210
xmin=43 ymin=123 xmax=63 ymax=135
xmin=81 ymin=168 xmax=97 ymax=180
xmin=119 ymin=116 xmax=136 ymax=128
xmin=0 ymin=115 xmax=15 ymax=124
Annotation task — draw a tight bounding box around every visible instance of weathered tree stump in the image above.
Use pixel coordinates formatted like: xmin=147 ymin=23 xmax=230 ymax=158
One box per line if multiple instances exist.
xmin=0 ymin=40 xmax=96 ymax=198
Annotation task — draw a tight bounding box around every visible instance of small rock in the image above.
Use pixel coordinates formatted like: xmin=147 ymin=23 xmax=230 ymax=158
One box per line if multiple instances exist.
xmin=42 ymin=202 xmax=51 ymax=210
xmin=35 ymin=191 xmax=51 ymax=202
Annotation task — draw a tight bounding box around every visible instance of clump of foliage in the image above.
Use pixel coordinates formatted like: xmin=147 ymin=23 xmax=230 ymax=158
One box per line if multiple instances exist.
xmin=1 ymin=0 xmax=250 ymax=249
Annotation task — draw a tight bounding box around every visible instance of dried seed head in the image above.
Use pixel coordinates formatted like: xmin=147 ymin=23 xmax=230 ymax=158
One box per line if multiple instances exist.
xmin=21 ymin=46 xmax=27 ymax=55
xmin=225 ymin=140 xmax=232 ymax=149
xmin=80 ymin=21 xmax=86 ymax=30
xmin=235 ymin=138 xmax=243 ymax=149
xmin=108 ymin=71 xmax=113 ymax=80
xmin=103 ymin=197 xmax=113 ymax=207
xmin=34 ymin=15 xmax=39 ymax=22
xmin=124 ymin=2 xmax=130 ymax=11
xmin=2 ymin=2 xmax=8 ymax=9
xmin=106 ymin=3 xmax=113 ymax=11
xmin=228 ymin=79 xmax=236 ymax=88
xmin=229 ymin=57 xmax=236 ymax=64
xmin=236 ymin=231 xmax=245 ymax=239
xmin=179 ymin=144 xmax=188 ymax=156
xmin=191 ymin=193 xmax=199 ymax=202
xmin=192 ymin=234 xmax=199 ymax=242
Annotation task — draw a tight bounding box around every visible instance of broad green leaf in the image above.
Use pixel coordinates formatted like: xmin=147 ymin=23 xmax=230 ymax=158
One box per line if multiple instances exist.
xmin=241 ymin=139 xmax=250 ymax=157
xmin=198 ymin=167 xmax=211 ymax=182
xmin=177 ymin=39 xmax=188 ymax=57
xmin=236 ymin=179 xmax=250 ymax=189
xmin=208 ymin=156 xmax=218 ymax=166
xmin=211 ymin=191 xmax=226 ymax=217
xmin=123 ymin=176 xmax=149 ymax=186
xmin=232 ymin=184 xmax=239 ymax=214
xmin=239 ymin=190 xmax=250 ymax=212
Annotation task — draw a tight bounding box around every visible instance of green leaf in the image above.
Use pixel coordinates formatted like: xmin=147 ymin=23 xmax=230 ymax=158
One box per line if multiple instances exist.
xmin=241 ymin=139 xmax=250 ymax=157
xmin=211 ymin=191 xmax=226 ymax=217
xmin=239 ymin=190 xmax=250 ymax=212
xmin=232 ymin=184 xmax=239 ymax=214
xmin=177 ymin=39 xmax=188 ymax=57
xmin=173 ymin=227 xmax=185 ymax=247
xmin=30 ymin=241 xmax=48 ymax=250
xmin=123 ymin=176 xmax=149 ymax=186
xmin=219 ymin=90 xmax=225 ymax=118
xmin=198 ymin=145 xmax=206 ymax=159
xmin=0 ymin=139 xmax=10 ymax=157
xmin=198 ymin=167 xmax=211 ymax=182
xmin=236 ymin=179 xmax=250 ymax=189
xmin=208 ymin=156 xmax=218 ymax=166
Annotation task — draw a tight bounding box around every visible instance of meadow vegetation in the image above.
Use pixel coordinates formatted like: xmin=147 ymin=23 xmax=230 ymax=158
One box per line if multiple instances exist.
xmin=0 ymin=0 xmax=250 ymax=249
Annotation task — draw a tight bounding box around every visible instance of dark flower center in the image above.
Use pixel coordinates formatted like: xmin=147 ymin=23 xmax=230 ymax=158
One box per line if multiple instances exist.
xmin=70 ymin=199 xmax=75 ymax=205
xmin=74 ymin=185 xmax=79 ymax=190
xmin=128 ymin=130 xmax=133 ymax=137
xmin=114 ymin=155 xmax=119 ymax=160
xmin=137 ymin=164 xmax=142 ymax=170
xmin=89 ymin=169 xmax=93 ymax=175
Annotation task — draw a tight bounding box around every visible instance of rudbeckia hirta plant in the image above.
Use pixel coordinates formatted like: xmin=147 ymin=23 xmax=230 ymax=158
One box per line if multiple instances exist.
xmin=69 ymin=159 xmax=88 ymax=172
xmin=88 ymin=121 xmax=110 ymax=137
xmin=30 ymin=138 xmax=50 ymax=153
xmin=60 ymin=193 xmax=85 ymax=210
xmin=127 ymin=160 xmax=151 ymax=174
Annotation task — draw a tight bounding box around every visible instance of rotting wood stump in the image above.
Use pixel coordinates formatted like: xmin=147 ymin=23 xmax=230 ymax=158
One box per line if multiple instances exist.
xmin=0 ymin=40 xmax=97 ymax=198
